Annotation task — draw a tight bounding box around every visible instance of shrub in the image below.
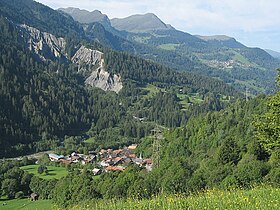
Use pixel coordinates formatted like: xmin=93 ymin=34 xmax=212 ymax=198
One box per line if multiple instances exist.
xmin=15 ymin=191 xmax=24 ymax=199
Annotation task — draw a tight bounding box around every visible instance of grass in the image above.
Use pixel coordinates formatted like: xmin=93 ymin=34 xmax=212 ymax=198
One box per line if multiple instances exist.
xmin=92 ymin=175 xmax=101 ymax=180
xmin=0 ymin=198 xmax=53 ymax=210
xmin=177 ymin=93 xmax=204 ymax=109
xmin=234 ymin=79 xmax=265 ymax=93
xmin=84 ymin=137 xmax=95 ymax=144
xmin=1 ymin=186 xmax=278 ymax=209
xmin=158 ymin=44 xmax=180 ymax=51
xmin=133 ymin=36 xmax=151 ymax=44
xmin=141 ymin=85 xmax=205 ymax=110
xmin=20 ymin=165 xmax=68 ymax=180
xmin=75 ymin=185 xmax=280 ymax=210
xmin=233 ymin=52 xmax=251 ymax=65
xmin=142 ymin=84 xmax=162 ymax=99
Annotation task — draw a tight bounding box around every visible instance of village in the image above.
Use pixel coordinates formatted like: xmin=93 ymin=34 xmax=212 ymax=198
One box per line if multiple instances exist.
xmin=48 ymin=144 xmax=153 ymax=175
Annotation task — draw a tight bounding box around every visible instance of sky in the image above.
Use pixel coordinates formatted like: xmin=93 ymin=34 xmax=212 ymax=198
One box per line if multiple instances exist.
xmin=36 ymin=0 xmax=280 ymax=52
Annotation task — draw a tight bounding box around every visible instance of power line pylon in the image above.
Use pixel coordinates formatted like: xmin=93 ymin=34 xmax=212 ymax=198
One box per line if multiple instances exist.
xmin=151 ymin=125 xmax=163 ymax=169
xmin=245 ymin=87 xmax=250 ymax=102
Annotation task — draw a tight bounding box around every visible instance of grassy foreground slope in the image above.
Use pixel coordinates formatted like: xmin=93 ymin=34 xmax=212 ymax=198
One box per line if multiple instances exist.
xmin=0 ymin=198 xmax=53 ymax=210
xmin=1 ymin=186 xmax=279 ymax=209
xmin=75 ymin=186 xmax=279 ymax=210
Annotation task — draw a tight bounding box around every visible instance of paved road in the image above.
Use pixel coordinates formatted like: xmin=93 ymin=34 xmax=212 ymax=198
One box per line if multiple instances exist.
xmin=1 ymin=150 xmax=53 ymax=161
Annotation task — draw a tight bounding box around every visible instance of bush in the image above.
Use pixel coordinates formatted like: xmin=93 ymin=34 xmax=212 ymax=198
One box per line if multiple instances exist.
xmin=221 ymin=175 xmax=239 ymax=189
xmin=235 ymin=160 xmax=270 ymax=186
xmin=269 ymin=149 xmax=280 ymax=167
xmin=218 ymin=138 xmax=240 ymax=165
xmin=265 ymin=168 xmax=280 ymax=185
xmin=37 ymin=165 xmax=47 ymax=174
xmin=15 ymin=191 xmax=24 ymax=199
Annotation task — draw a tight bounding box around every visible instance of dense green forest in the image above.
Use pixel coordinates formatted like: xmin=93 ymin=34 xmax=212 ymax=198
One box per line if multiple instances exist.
xmin=0 ymin=3 xmax=240 ymax=157
xmin=0 ymin=0 xmax=279 ymax=209
xmin=1 ymin=92 xmax=279 ymax=208
xmin=0 ymin=0 xmax=83 ymax=38
xmin=0 ymin=15 xmax=94 ymax=156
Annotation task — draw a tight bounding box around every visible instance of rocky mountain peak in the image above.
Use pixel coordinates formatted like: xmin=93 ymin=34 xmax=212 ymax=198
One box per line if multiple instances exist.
xmin=111 ymin=13 xmax=173 ymax=32
xmin=58 ymin=7 xmax=111 ymax=25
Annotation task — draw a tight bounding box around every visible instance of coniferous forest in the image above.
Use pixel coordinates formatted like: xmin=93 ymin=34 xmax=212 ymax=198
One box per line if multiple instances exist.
xmin=0 ymin=0 xmax=279 ymax=209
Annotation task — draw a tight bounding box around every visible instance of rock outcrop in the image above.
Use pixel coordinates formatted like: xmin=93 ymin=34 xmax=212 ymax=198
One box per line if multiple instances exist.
xmin=19 ymin=24 xmax=66 ymax=60
xmin=20 ymin=25 xmax=123 ymax=93
xmin=71 ymin=45 xmax=103 ymax=66
xmin=72 ymin=45 xmax=122 ymax=93
xmin=85 ymin=58 xmax=123 ymax=93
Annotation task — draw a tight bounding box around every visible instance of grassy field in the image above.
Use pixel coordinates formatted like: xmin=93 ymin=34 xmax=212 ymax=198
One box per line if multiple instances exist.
xmin=0 ymin=198 xmax=53 ymax=210
xmin=76 ymin=186 xmax=279 ymax=210
xmin=234 ymin=79 xmax=265 ymax=94
xmin=20 ymin=165 xmax=68 ymax=180
xmin=142 ymin=84 xmax=162 ymax=99
xmin=177 ymin=93 xmax=204 ymax=109
xmin=158 ymin=44 xmax=180 ymax=51
xmin=84 ymin=137 xmax=95 ymax=144
xmin=1 ymin=186 xmax=278 ymax=209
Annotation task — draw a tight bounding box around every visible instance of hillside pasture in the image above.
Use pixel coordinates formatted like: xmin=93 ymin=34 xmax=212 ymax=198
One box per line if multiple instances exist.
xmin=20 ymin=165 xmax=68 ymax=180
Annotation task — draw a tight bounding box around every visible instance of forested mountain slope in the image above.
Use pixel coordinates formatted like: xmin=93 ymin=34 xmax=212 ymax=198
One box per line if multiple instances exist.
xmin=6 ymin=94 xmax=277 ymax=208
xmin=61 ymin=8 xmax=280 ymax=95
xmin=0 ymin=0 xmax=241 ymax=158
xmin=0 ymin=0 xmax=83 ymax=38
xmin=266 ymin=49 xmax=280 ymax=60
xmin=0 ymin=1 xmax=279 ymax=208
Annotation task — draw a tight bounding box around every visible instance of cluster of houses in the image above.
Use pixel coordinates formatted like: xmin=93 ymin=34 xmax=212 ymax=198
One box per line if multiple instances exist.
xmin=48 ymin=144 xmax=153 ymax=175
xmin=48 ymin=152 xmax=95 ymax=165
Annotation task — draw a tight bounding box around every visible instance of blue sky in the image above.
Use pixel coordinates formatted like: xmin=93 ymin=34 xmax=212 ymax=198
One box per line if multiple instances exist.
xmin=37 ymin=0 xmax=280 ymax=52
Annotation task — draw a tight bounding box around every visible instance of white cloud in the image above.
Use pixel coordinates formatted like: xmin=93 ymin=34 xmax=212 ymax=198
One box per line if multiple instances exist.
xmin=36 ymin=0 xmax=280 ymax=51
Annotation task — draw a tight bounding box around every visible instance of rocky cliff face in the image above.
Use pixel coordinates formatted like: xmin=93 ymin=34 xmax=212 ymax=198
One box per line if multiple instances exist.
xmin=19 ymin=24 xmax=66 ymax=61
xmin=85 ymin=58 xmax=123 ymax=93
xmin=20 ymin=25 xmax=123 ymax=93
xmin=71 ymin=45 xmax=103 ymax=66
xmin=71 ymin=45 xmax=123 ymax=93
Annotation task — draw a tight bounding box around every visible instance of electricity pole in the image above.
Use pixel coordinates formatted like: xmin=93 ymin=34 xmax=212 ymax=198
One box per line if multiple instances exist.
xmin=151 ymin=125 xmax=163 ymax=169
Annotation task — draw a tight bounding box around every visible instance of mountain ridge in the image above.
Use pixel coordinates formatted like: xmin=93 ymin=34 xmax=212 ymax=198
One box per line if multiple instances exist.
xmin=0 ymin=2 xmax=279 ymax=207
xmin=58 ymin=7 xmax=111 ymax=27
xmin=111 ymin=13 xmax=174 ymax=32
xmin=59 ymin=7 xmax=280 ymax=94
xmin=265 ymin=49 xmax=280 ymax=59
xmin=196 ymin=35 xmax=246 ymax=48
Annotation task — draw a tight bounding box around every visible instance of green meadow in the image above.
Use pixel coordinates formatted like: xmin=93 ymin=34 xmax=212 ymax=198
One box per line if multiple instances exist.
xmin=1 ymin=185 xmax=279 ymax=210
xmin=76 ymin=186 xmax=280 ymax=210
xmin=0 ymin=198 xmax=53 ymax=210
xmin=20 ymin=165 xmax=68 ymax=180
